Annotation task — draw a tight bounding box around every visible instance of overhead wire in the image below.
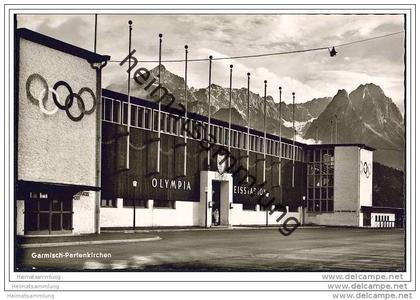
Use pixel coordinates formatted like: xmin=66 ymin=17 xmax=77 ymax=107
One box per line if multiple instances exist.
xmin=108 ymin=30 xmax=404 ymax=63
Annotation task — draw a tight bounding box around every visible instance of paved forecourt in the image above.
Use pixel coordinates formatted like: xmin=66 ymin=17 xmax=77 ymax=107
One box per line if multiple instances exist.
xmin=16 ymin=227 xmax=405 ymax=271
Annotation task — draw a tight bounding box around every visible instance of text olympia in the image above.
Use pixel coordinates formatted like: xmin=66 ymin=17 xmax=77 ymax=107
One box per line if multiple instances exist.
xmin=25 ymin=73 xmax=97 ymax=122
xmin=151 ymin=178 xmax=192 ymax=191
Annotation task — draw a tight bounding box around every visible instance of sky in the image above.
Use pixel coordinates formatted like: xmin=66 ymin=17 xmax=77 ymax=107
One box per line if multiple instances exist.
xmin=18 ymin=14 xmax=405 ymax=111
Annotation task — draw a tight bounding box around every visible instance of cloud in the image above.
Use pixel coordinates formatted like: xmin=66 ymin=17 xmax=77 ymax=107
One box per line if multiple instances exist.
xmin=17 ymin=14 xmax=405 ymax=112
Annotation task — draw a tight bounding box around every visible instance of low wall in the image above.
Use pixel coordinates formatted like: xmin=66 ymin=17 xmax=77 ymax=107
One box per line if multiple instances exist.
xmin=230 ymin=204 xmax=301 ymax=226
xmin=370 ymin=213 xmax=395 ymax=228
xmin=305 ymin=211 xmax=358 ymax=226
xmin=100 ymin=199 xmax=201 ymax=228
xmin=72 ymin=191 xmax=96 ymax=234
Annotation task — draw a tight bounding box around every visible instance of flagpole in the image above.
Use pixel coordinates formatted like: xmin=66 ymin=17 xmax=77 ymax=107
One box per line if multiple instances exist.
xmin=125 ymin=20 xmax=132 ymax=170
xmin=94 ymin=14 xmax=98 ymax=53
xmin=228 ymin=65 xmax=233 ymax=167
xmin=246 ymin=72 xmax=251 ymax=182
xmin=335 ymin=114 xmax=338 ymax=143
xmin=278 ymin=87 xmax=282 ymax=191
xmin=183 ymin=45 xmax=188 ymax=177
xmin=207 ymin=55 xmax=213 ymax=169
xmin=292 ymin=92 xmax=296 ymax=188
xmin=263 ymin=80 xmax=267 ymax=183
xmin=157 ymin=33 xmax=162 ymax=173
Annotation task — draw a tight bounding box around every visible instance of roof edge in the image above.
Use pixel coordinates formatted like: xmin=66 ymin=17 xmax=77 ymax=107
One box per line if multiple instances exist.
xmin=17 ymin=28 xmax=110 ymax=63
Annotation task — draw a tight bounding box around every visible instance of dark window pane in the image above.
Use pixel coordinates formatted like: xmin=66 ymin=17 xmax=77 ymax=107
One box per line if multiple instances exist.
xmin=314 ymin=149 xmax=320 ymax=161
xmin=314 ymin=176 xmax=321 ymax=187
xmin=315 ymin=188 xmax=320 ymax=199
xmin=322 ymin=176 xmax=328 ymax=187
xmin=154 ymin=200 xmax=175 ymax=209
xmin=62 ymin=199 xmax=72 ymax=211
xmin=308 ymin=200 xmax=313 ymax=212
xmin=138 ymin=107 xmax=144 ymax=127
xmin=308 ymin=188 xmax=314 ymax=200
xmin=144 ymin=110 xmax=151 ymax=129
xmin=122 ymin=103 xmax=128 ymax=124
xmin=39 ymin=199 xmax=50 ymax=211
xmin=327 ymin=200 xmax=334 ymax=212
xmin=321 ymin=188 xmax=327 ymax=199
xmin=113 ymin=101 xmax=121 ymax=123
xmin=104 ymin=98 xmax=112 ymax=121
xmin=51 ymin=214 xmax=61 ymax=231
xmin=153 ymin=111 xmax=159 ymax=131
xmin=328 ymin=187 xmax=334 ymax=199
xmin=51 ymin=199 xmax=61 ymax=211
xmin=321 ymin=200 xmax=327 ymax=211
xmin=26 ymin=213 xmax=38 ymax=231
xmin=308 ymin=175 xmax=314 ymax=187
xmin=314 ymin=163 xmax=320 ymax=175
xmin=39 ymin=213 xmax=49 ymax=230
xmin=62 ymin=214 xmax=72 ymax=230
xmin=314 ymin=201 xmax=320 ymax=212
xmin=308 ymin=164 xmax=314 ymax=175
xmin=130 ymin=105 xmax=136 ymax=126
xmin=243 ymin=202 xmax=256 ymax=211
xmin=26 ymin=199 xmax=38 ymax=212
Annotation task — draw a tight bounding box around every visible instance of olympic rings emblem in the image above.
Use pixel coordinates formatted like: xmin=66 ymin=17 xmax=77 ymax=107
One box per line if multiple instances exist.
xmin=360 ymin=161 xmax=371 ymax=178
xmin=25 ymin=73 xmax=96 ymax=122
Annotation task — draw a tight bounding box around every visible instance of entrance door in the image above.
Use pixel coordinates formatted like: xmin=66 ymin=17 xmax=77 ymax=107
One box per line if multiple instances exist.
xmin=211 ymin=181 xmax=221 ymax=226
xmin=24 ymin=191 xmax=73 ymax=234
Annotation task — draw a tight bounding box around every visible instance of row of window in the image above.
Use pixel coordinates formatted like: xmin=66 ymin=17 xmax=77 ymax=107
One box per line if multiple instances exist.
xmin=375 ymin=215 xmax=390 ymax=222
xmin=307 ymin=187 xmax=334 ymax=200
xmin=307 ymin=163 xmax=334 ymax=176
xmin=307 ymin=149 xmax=334 ymax=163
xmin=101 ymin=199 xmax=176 ymax=209
xmin=102 ymin=97 xmax=304 ymax=161
xmin=307 ymin=199 xmax=334 ymax=212
xmin=308 ymin=176 xmax=334 ymax=188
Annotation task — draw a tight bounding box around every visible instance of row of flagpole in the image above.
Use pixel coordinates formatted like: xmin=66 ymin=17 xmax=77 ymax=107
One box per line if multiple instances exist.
xmin=124 ymin=20 xmax=297 ymax=189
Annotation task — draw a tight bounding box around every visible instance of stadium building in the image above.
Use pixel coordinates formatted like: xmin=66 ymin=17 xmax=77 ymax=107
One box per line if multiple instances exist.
xmin=14 ymin=28 xmax=400 ymax=236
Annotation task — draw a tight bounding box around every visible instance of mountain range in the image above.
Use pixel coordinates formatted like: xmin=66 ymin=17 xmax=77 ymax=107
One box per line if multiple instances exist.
xmin=106 ymin=65 xmax=405 ymax=170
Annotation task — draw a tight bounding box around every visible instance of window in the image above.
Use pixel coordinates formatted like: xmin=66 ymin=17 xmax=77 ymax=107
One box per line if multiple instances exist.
xmin=153 ymin=200 xmax=176 ymax=209
xmin=122 ymin=102 xmax=128 ymax=125
xmin=130 ymin=105 xmax=137 ymax=126
xmin=25 ymin=191 xmax=73 ymax=233
xmin=123 ymin=199 xmax=148 ymax=208
xmin=218 ymin=126 xmax=223 ymax=144
xmin=138 ymin=107 xmax=144 ymax=127
xmin=307 ymin=147 xmax=335 ymax=213
xmin=113 ymin=101 xmax=121 ymax=123
xmin=172 ymin=116 xmax=178 ymax=135
xmin=104 ymin=98 xmax=112 ymax=121
xmin=144 ymin=109 xmax=151 ymax=129
xmin=224 ymin=128 xmax=229 ymax=145
xmin=242 ymin=202 xmax=257 ymax=211
xmin=101 ymin=199 xmax=117 ymax=208
xmin=152 ymin=111 xmax=158 ymax=131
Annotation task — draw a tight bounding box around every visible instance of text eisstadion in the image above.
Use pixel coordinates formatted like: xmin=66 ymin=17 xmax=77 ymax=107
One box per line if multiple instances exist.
xmin=31 ymin=251 xmax=111 ymax=259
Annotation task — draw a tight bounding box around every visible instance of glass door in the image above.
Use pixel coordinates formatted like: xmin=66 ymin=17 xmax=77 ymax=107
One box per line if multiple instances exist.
xmin=24 ymin=191 xmax=73 ymax=234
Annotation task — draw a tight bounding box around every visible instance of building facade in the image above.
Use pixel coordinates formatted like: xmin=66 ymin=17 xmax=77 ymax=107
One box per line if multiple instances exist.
xmin=14 ymin=28 xmax=399 ymax=236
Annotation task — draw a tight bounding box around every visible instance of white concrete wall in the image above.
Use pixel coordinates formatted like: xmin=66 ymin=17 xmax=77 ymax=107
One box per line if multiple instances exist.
xmin=305 ymin=211 xmax=358 ymax=226
xmin=334 ymin=146 xmax=360 ymax=212
xmin=371 ymin=213 xmax=395 ymax=228
xmin=73 ymin=191 xmax=96 ymax=234
xmin=18 ymin=39 xmax=98 ymax=187
xmin=16 ymin=200 xmax=25 ymax=235
xmin=359 ymin=149 xmax=373 ymax=207
xmin=230 ymin=204 xmax=301 ymax=226
xmin=100 ymin=199 xmax=201 ymax=228
xmin=200 ymin=171 xmax=233 ymax=227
